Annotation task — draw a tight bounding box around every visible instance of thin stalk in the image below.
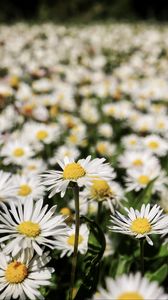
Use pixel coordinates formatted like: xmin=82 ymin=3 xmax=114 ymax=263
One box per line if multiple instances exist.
xmin=69 ymin=183 xmax=80 ymax=300
xmin=97 ymin=201 xmax=102 ymax=223
xmin=140 ymin=238 xmax=145 ymax=276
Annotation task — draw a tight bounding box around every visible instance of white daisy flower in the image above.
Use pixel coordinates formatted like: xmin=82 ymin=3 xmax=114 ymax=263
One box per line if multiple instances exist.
xmin=118 ymin=150 xmax=159 ymax=170
xmin=66 ymin=124 xmax=87 ymax=147
xmin=0 ymin=171 xmax=18 ymax=203
xmin=133 ymin=114 xmax=154 ymax=133
xmin=1 ymin=139 xmax=34 ymax=166
xmin=93 ymin=273 xmax=168 ymax=299
xmin=125 ymin=164 xmax=167 ymax=193
xmin=0 ymin=249 xmax=53 ymax=300
xmin=22 ymin=122 xmax=60 ymax=145
xmin=96 ymin=141 xmax=116 ymax=157
xmin=154 ymin=116 xmax=168 ymax=134
xmin=41 ymin=156 xmax=115 ymax=197
xmin=22 ymin=158 xmax=47 ymax=175
xmin=122 ymin=134 xmax=142 ymax=150
xmin=109 ymin=204 xmax=168 ymax=245
xmin=143 ymin=135 xmax=168 ymax=157
xmin=81 ymin=179 xmax=123 ymax=213
xmin=98 ymin=123 xmax=113 ymax=138
xmin=13 ymin=174 xmax=45 ymax=201
xmin=54 ymin=224 xmax=89 ymax=257
xmin=0 ymin=197 xmax=67 ymax=256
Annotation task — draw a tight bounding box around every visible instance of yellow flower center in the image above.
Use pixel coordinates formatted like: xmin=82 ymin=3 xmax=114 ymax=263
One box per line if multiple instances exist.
xmin=50 ymin=105 xmax=58 ymax=117
xmin=91 ymin=179 xmax=111 ymax=200
xmin=18 ymin=184 xmax=32 ymax=196
xmin=68 ymin=135 xmax=77 ymax=143
xmin=108 ymin=107 xmax=115 ymax=115
xmin=132 ymin=159 xmax=143 ymax=167
xmin=17 ymin=221 xmax=41 ymax=237
xmin=129 ymin=139 xmax=137 ymax=145
xmin=27 ymin=164 xmax=37 ymax=170
xmin=5 ymin=261 xmax=28 ymax=284
xmin=118 ymin=292 xmax=143 ymax=300
xmin=96 ymin=143 xmax=107 ymax=155
xmin=36 ymin=130 xmax=48 ymax=140
xmin=138 ymin=175 xmax=150 ymax=185
xmin=67 ymin=234 xmax=83 ymax=246
xmin=148 ymin=141 xmax=159 ymax=149
xmin=13 ymin=148 xmax=25 ymax=157
xmin=157 ymin=121 xmax=165 ymax=129
xmin=63 ymin=162 xmax=86 ymax=180
xmin=60 ymin=207 xmax=71 ymax=216
xmin=130 ymin=217 xmax=151 ymax=234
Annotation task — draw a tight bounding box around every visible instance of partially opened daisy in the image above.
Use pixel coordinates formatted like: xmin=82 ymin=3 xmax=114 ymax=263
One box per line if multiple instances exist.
xmin=109 ymin=204 xmax=168 ymax=245
xmin=81 ymin=178 xmax=124 ymax=213
xmin=54 ymin=223 xmax=89 ymax=257
xmin=0 ymin=197 xmax=67 ymax=256
xmin=0 ymin=249 xmax=54 ymax=300
xmin=93 ymin=273 xmax=168 ymax=300
xmin=41 ymin=156 xmax=115 ymax=197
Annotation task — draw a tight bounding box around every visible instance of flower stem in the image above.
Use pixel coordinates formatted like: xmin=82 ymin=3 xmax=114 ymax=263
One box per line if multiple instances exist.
xmin=140 ymin=239 xmax=145 ymax=276
xmin=97 ymin=201 xmax=102 ymax=223
xmin=69 ymin=183 xmax=80 ymax=300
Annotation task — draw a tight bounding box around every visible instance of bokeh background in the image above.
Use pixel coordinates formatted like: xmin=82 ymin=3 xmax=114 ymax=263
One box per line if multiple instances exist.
xmin=1 ymin=0 xmax=168 ymax=22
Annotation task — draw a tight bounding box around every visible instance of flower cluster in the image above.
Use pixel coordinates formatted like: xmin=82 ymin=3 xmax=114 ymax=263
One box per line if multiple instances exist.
xmin=0 ymin=22 xmax=168 ymax=299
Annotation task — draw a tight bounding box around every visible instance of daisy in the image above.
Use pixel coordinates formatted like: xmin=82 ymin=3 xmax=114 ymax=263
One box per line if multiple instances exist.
xmin=0 ymin=171 xmax=18 ymax=203
xmin=22 ymin=122 xmax=60 ymax=145
xmin=41 ymin=156 xmax=115 ymax=197
xmin=93 ymin=273 xmax=168 ymax=299
xmin=32 ymin=78 xmax=53 ymax=93
xmin=122 ymin=134 xmax=142 ymax=150
xmin=0 ymin=197 xmax=67 ymax=256
xmin=54 ymin=224 xmax=89 ymax=257
xmin=125 ymin=164 xmax=167 ymax=193
xmin=0 ymin=249 xmax=54 ymax=299
xmin=133 ymin=114 xmax=154 ymax=133
xmin=98 ymin=123 xmax=113 ymax=138
xmin=13 ymin=174 xmax=45 ymax=202
xmin=22 ymin=158 xmax=47 ymax=175
xmin=81 ymin=179 xmax=124 ymax=213
xmin=109 ymin=204 xmax=168 ymax=245
xmin=143 ymin=135 xmax=168 ymax=157
xmin=118 ymin=150 xmax=159 ymax=170
xmin=96 ymin=141 xmax=116 ymax=157
xmin=1 ymin=139 xmax=34 ymax=166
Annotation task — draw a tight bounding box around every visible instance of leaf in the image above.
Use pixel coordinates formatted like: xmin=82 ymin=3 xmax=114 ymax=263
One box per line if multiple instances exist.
xmin=74 ymin=216 xmax=106 ymax=300
xmin=157 ymin=245 xmax=168 ymax=258
xmin=146 ymin=264 xmax=168 ymax=284
xmin=115 ymin=255 xmax=132 ymax=276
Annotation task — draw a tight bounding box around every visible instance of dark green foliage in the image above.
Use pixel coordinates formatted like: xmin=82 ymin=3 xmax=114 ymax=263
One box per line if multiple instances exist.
xmin=74 ymin=216 xmax=106 ymax=300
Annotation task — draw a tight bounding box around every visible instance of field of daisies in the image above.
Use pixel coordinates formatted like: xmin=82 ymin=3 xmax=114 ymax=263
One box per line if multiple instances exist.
xmin=0 ymin=22 xmax=168 ymax=300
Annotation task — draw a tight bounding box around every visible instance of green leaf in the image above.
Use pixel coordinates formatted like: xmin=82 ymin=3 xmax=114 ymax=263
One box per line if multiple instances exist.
xmin=146 ymin=264 xmax=168 ymax=284
xmin=74 ymin=216 xmax=106 ymax=300
xmin=115 ymin=255 xmax=132 ymax=276
xmin=157 ymin=245 xmax=168 ymax=258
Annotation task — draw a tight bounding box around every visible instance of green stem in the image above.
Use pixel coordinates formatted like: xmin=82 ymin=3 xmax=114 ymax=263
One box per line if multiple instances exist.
xmin=97 ymin=201 xmax=102 ymax=223
xmin=69 ymin=183 xmax=80 ymax=300
xmin=140 ymin=239 xmax=145 ymax=276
